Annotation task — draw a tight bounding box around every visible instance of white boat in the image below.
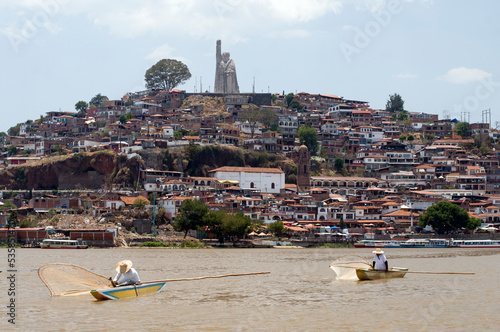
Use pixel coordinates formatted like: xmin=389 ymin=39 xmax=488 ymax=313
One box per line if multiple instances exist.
xmin=399 ymin=238 xmax=450 ymax=248
xmin=40 ymin=238 xmax=88 ymax=249
xmin=451 ymin=239 xmax=500 ymax=248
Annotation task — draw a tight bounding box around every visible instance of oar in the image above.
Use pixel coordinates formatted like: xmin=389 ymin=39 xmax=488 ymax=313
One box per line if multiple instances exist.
xmin=404 ymin=271 xmax=475 ymax=275
xmin=142 ymin=271 xmax=270 ymax=284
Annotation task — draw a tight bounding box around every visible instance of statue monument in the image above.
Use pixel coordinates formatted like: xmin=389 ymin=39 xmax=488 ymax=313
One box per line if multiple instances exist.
xmin=214 ymin=40 xmax=240 ymax=94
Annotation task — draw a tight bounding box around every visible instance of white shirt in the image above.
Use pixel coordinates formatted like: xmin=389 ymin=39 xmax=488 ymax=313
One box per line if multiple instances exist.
xmin=373 ymin=254 xmax=387 ymax=270
xmin=113 ymin=268 xmax=141 ymax=285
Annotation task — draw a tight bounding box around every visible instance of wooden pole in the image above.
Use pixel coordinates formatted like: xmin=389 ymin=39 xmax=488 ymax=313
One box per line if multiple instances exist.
xmin=405 ymin=271 xmax=475 ymax=275
xmin=142 ymin=272 xmax=270 ymax=284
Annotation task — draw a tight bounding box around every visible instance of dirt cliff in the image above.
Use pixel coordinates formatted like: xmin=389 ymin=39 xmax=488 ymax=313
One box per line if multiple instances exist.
xmin=0 ymin=150 xmax=143 ymax=190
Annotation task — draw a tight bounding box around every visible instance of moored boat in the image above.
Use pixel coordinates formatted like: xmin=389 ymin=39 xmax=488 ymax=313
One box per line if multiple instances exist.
xmin=451 ymin=239 xmax=500 ymax=248
xmin=40 ymin=238 xmax=88 ymax=249
xmin=399 ymin=238 xmax=449 ymax=248
xmin=90 ymin=282 xmax=167 ymax=301
xmin=355 ymin=267 xmax=408 ymax=281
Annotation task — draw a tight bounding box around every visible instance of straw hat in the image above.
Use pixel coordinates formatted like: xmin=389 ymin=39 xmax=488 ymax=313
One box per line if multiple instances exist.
xmin=372 ymin=248 xmax=384 ymax=254
xmin=116 ymin=260 xmax=133 ymax=273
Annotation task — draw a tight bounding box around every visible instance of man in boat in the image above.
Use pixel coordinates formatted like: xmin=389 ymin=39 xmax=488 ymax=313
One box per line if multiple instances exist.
xmin=372 ymin=248 xmax=388 ymax=271
xmin=112 ymin=260 xmax=141 ymax=286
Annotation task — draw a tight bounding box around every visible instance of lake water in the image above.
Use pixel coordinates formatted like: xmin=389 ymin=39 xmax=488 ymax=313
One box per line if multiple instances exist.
xmin=1 ymin=247 xmax=500 ymax=331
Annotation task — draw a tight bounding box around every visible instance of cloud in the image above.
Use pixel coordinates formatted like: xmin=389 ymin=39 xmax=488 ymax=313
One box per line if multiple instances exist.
xmin=145 ymin=44 xmax=188 ymax=64
xmin=397 ymin=73 xmax=417 ymax=79
xmin=437 ymin=67 xmax=492 ymax=84
xmin=265 ymin=29 xmax=312 ymax=39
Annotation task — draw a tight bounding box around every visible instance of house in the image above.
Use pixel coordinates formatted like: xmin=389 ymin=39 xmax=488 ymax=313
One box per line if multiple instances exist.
xmin=208 ymin=166 xmax=285 ymax=194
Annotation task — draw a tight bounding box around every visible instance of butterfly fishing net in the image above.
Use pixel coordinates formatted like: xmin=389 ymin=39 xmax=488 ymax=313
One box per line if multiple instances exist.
xmin=329 ymin=255 xmax=372 ymax=280
xmin=38 ymin=264 xmax=113 ymax=296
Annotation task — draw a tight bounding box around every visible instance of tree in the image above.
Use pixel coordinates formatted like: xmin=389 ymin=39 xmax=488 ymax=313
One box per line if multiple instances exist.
xmin=7 ymin=211 xmax=19 ymax=229
xmin=132 ymin=197 xmax=149 ymax=209
xmin=298 ymin=125 xmax=319 ymax=155
xmin=7 ymin=145 xmax=17 ymax=156
xmin=418 ymin=201 xmax=477 ymax=233
xmin=454 ymin=122 xmax=471 ymax=138
xmin=334 ymin=157 xmax=345 ymax=175
xmin=75 ymin=101 xmax=89 ymax=115
xmin=267 ymin=220 xmax=287 ymax=240
xmin=288 ymin=98 xmax=303 ymax=111
xmin=399 ymin=135 xmax=406 ymax=142
xmin=145 ymin=59 xmax=191 ymax=91
xmin=0 ymin=200 xmax=16 ymax=211
xmin=8 ymin=123 xmax=21 ymax=136
xmin=339 ymin=215 xmax=346 ymax=230
xmin=397 ymin=110 xmax=410 ymax=121
xmin=385 ymin=93 xmax=405 ymax=113
xmin=172 ymin=199 xmax=208 ymax=238
xmin=203 ymin=210 xmax=226 ymax=243
xmin=221 ymin=212 xmax=252 ymax=244
xmin=89 ymin=94 xmax=109 ymax=108
xmin=242 ymin=105 xmax=278 ymax=137
xmin=407 ymin=135 xmax=415 ymax=143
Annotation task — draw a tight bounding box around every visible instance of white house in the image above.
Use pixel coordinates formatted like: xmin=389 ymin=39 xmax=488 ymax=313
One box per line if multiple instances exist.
xmin=208 ymin=166 xmax=285 ymax=194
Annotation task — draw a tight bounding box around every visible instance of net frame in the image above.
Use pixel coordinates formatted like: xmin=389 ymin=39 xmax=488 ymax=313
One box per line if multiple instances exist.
xmin=329 ymin=255 xmax=373 ymax=280
xmin=38 ymin=263 xmax=113 ymax=297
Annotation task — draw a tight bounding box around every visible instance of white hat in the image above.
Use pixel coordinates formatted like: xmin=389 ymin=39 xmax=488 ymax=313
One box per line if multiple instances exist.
xmin=116 ymin=260 xmax=133 ymax=273
xmin=372 ymin=248 xmax=384 ymax=254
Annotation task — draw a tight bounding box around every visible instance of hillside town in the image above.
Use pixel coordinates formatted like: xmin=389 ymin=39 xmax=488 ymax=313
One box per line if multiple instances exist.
xmin=1 ymin=85 xmax=499 ymax=248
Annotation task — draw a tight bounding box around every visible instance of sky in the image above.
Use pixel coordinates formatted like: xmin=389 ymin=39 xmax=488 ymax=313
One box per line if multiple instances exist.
xmin=1 ymin=0 xmax=499 ymax=133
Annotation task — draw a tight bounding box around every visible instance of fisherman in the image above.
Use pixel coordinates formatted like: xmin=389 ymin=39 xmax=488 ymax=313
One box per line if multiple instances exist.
xmin=112 ymin=260 xmax=141 ymax=286
xmin=372 ymin=248 xmax=388 ymax=271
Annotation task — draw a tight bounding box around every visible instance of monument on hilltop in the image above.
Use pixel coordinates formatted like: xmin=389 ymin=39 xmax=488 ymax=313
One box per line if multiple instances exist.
xmin=214 ymin=40 xmax=240 ymax=94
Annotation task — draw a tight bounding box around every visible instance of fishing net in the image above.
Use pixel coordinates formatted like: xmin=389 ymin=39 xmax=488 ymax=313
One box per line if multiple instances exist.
xmin=329 ymin=255 xmax=372 ymax=280
xmin=38 ymin=264 xmax=113 ymax=297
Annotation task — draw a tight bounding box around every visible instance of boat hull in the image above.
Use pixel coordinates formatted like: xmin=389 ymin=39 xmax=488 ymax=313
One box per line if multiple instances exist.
xmin=355 ymin=268 xmax=407 ymax=281
xmin=90 ymin=282 xmax=166 ymax=301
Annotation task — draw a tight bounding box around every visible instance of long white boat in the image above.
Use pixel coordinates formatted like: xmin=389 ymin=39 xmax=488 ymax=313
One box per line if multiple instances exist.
xmin=451 ymin=239 xmax=500 ymax=248
xmin=399 ymin=238 xmax=450 ymax=248
xmin=40 ymin=239 xmax=88 ymax=249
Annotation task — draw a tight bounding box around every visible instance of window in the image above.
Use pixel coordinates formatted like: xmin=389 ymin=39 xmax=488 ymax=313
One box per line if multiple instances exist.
xmin=250 ymin=182 xmax=255 ymax=188
xmin=271 ymin=183 xmax=275 ymax=189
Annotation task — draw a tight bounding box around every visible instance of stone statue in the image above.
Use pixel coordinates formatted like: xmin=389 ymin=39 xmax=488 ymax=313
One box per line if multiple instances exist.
xmin=214 ymin=40 xmax=240 ymax=94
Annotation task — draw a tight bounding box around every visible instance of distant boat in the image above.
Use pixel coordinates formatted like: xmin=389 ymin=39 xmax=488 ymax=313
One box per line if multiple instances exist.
xmin=90 ymin=282 xmax=167 ymax=301
xmin=399 ymin=238 xmax=449 ymax=248
xmin=451 ymin=239 xmax=500 ymax=248
xmin=355 ymin=267 xmax=408 ymax=281
xmin=40 ymin=239 xmax=88 ymax=249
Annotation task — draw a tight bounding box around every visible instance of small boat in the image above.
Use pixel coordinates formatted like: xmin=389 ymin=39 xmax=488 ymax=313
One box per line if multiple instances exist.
xmin=40 ymin=238 xmax=88 ymax=249
xmin=90 ymin=282 xmax=167 ymax=301
xmin=355 ymin=267 xmax=408 ymax=281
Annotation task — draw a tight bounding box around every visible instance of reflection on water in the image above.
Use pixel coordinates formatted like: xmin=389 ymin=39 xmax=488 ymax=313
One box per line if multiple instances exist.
xmin=1 ymin=248 xmax=499 ymax=331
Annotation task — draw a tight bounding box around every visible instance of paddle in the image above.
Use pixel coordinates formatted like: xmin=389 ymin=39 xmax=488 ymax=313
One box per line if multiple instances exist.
xmin=141 ymin=271 xmax=271 ymax=284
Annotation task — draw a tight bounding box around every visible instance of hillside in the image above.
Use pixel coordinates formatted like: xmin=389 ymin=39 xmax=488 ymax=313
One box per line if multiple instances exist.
xmin=0 ymin=146 xmax=297 ymax=190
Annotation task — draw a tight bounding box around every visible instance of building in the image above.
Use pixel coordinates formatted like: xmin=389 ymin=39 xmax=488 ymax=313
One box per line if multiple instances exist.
xmin=208 ymin=166 xmax=285 ymax=194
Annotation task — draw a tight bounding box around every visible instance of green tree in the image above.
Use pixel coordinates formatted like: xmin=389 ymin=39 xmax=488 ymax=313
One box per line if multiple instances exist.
xmin=7 ymin=145 xmax=17 ymax=156
xmin=285 ymin=93 xmax=294 ymax=106
xmin=221 ymin=212 xmax=252 ymax=244
xmin=203 ymin=210 xmax=227 ymax=243
xmin=172 ymin=199 xmax=208 ymax=238
xmin=267 ymin=220 xmax=287 ymax=240
xmin=288 ymin=99 xmax=303 ymax=111
xmin=242 ymin=105 xmax=278 ymax=137
xmin=385 ymin=93 xmax=405 ymax=113
xmin=145 ymin=59 xmax=191 ymax=91
xmin=7 ymin=210 xmax=19 ymax=229
xmin=418 ymin=201 xmax=477 ymax=233
xmin=8 ymin=123 xmax=21 ymax=136
xmin=407 ymin=135 xmax=415 ymax=143
xmin=75 ymin=101 xmax=89 ymax=115
xmin=397 ymin=110 xmax=410 ymax=121
xmin=399 ymin=135 xmax=406 ymax=142
xmin=0 ymin=132 xmax=6 ymax=145
xmin=0 ymin=200 xmax=17 ymax=210
xmin=454 ymin=122 xmax=471 ymax=138
xmin=298 ymin=125 xmax=319 ymax=155
xmin=89 ymin=94 xmax=109 ymax=108
xmin=334 ymin=157 xmax=345 ymax=175
xmin=133 ymin=197 xmax=149 ymax=209
xmin=339 ymin=215 xmax=346 ymax=230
